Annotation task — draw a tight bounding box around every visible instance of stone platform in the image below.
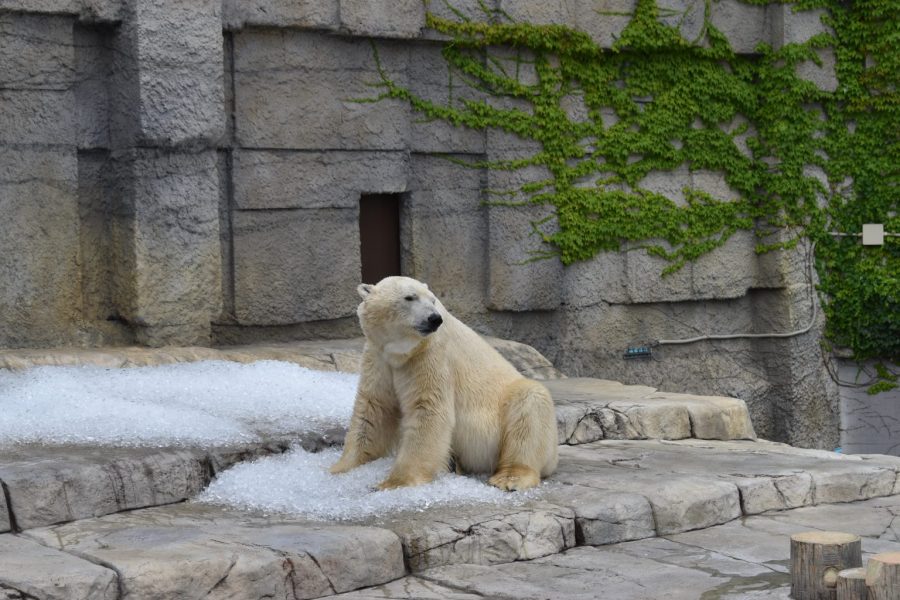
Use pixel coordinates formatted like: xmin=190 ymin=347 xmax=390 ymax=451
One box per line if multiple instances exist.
xmin=1 ymin=341 xmax=896 ymax=598
xmin=1 ymin=439 xmax=898 ymax=599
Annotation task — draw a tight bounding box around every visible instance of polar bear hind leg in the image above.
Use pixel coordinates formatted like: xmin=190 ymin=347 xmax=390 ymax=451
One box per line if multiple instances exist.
xmin=489 ymin=379 xmax=559 ymax=491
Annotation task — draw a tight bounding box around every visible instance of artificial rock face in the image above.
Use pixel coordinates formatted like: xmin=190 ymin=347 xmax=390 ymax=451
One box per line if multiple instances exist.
xmin=331 ymin=276 xmax=558 ymax=491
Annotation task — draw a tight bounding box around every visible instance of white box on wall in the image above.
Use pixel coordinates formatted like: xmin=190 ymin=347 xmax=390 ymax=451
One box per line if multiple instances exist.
xmin=862 ymin=223 xmax=884 ymax=246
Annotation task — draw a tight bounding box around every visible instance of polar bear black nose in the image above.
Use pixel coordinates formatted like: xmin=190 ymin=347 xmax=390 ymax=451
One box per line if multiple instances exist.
xmin=428 ymin=313 xmax=443 ymax=329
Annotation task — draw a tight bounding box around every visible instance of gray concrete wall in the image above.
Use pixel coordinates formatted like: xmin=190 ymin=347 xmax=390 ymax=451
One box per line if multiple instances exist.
xmin=0 ymin=0 xmax=845 ymax=448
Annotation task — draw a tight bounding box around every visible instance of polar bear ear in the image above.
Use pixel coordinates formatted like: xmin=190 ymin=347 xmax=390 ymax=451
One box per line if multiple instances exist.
xmin=357 ymin=283 xmax=375 ymax=299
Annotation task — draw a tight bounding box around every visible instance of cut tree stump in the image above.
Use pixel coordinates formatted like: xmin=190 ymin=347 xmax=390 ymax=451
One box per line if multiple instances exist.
xmin=866 ymin=552 xmax=900 ymax=600
xmin=836 ymin=567 xmax=867 ymax=600
xmin=791 ymin=531 xmax=863 ymax=600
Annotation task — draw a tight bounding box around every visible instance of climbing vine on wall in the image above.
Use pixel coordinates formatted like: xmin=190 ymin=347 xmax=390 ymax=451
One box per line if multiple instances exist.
xmin=367 ymin=0 xmax=898 ymax=383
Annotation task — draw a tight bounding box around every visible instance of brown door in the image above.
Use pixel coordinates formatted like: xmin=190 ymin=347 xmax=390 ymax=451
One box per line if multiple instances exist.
xmin=359 ymin=193 xmax=401 ymax=284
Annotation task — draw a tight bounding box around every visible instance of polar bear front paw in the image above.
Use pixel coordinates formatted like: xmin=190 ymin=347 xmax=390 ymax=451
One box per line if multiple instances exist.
xmin=489 ymin=465 xmax=540 ymax=491
xmin=329 ymin=459 xmax=357 ymax=475
xmin=376 ymin=471 xmax=431 ymax=490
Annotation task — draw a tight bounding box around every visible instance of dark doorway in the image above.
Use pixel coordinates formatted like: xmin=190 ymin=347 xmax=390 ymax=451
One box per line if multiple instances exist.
xmin=359 ymin=193 xmax=402 ymax=284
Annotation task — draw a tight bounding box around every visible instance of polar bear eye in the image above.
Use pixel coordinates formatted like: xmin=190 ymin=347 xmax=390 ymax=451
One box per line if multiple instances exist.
xmin=404 ymin=295 xmax=416 ymax=302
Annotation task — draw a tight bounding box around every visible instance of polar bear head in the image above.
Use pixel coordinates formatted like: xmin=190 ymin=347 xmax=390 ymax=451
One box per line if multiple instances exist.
xmin=356 ymin=276 xmax=445 ymax=352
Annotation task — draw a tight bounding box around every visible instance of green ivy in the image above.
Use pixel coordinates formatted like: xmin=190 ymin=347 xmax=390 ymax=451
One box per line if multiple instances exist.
xmin=367 ymin=0 xmax=898 ymax=386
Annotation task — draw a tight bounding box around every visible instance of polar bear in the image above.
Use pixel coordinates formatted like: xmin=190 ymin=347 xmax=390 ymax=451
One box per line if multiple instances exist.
xmin=330 ymin=276 xmax=558 ymax=491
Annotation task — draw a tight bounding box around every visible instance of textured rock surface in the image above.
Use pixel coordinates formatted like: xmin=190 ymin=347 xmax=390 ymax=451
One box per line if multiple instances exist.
xmin=339 ymin=0 xmax=425 ymax=38
xmin=543 ymin=486 xmax=655 ymax=546
xmin=25 ymin=503 xmax=405 ymax=599
xmin=404 ymin=155 xmax=489 ymax=313
xmin=0 ymin=435 xmax=347 ymax=532
xmin=0 ymin=13 xmax=81 ymax=349
xmin=232 ymin=150 xmax=409 ymax=211
xmin=555 ymin=439 xmax=900 ymax=520
xmin=1 ymin=438 xmax=899 ymax=597
xmin=110 ymin=0 xmax=224 ymax=148
xmin=232 ymin=30 xmax=409 ymax=150
xmin=0 ymin=534 xmax=118 ymax=600
xmin=109 ymin=150 xmax=222 ymax=344
xmin=369 ymin=503 xmax=576 ymax=572
xmin=0 ymin=446 xmax=213 ymax=530
xmin=838 ymin=359 xmax=900 ymax=456
xmin=223 ymin=0 xmax=339 ymax=30
xmin=547 ymin=378 xmax=755 ymax=444
xmin=336 ymin=495 xmax=900 ymax=600
xmin=233 ymin=208 xmax=361 ymax=324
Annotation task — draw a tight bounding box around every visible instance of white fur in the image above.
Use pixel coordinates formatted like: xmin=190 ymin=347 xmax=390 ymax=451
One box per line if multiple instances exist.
xmin=331 ymin=277 xmax=558 ymax=491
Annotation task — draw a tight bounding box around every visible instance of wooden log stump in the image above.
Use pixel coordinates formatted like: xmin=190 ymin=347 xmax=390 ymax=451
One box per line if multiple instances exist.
xmin=866 ymin=552 xmax=900 ymax=600
xmin=837 ymin=567 xmax=867 ymax=600
xmin=791 ymin=531 xmax=863 ymax=600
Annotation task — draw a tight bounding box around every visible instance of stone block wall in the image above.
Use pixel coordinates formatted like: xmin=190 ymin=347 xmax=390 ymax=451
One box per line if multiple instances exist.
xmin=0 ymin=0 xmax=843 ymax=448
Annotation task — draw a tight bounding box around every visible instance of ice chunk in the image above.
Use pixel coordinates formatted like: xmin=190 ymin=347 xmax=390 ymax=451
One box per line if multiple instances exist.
xmin=197 ymin=446 xmax=535 ymax=520
xmin=0 ymin=361 xmax=357 ymax=447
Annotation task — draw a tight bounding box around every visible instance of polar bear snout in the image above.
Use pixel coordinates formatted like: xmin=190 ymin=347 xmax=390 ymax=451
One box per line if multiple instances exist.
xmin=418 ymin=312 xmax=443 ymax=335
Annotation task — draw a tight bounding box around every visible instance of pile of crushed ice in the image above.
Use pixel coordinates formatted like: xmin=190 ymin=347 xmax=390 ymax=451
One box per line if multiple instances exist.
xmin=197 ymin=446 xmax=531 ymax=520
xmin=0 ymin=361 xmax=358 ymax=447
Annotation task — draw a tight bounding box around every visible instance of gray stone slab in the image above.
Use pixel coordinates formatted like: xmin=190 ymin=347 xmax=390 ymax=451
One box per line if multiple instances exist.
xmin=0 ymin=148 xmax=81 ymax=348
xmin=233 ymin=31 xmax=409 ymax=150
xmin=558 ymin=439 xmax=899 ymax=515
xmin=691 ymin=229 xmax=760 ymax=299
xmin=74 ymin=24 xmax=110 ymax=150
xmin=0 ymin=0 xmax=120 ymax=22
xmin=26 ymin=503 xmax=405 ymax=599
xmin=415 ymin=545 xmax=741 ymax=600
xmin=406 ymin=43 xmax=486 ymax=154
xmin=0 ymin=446 xmax=213 ymax=530
xmin=369 ymin=502 xmax=575 ymax=572
xmin=625 ymin=244 xmax=695 ymax=303
xmin=0 ymin=13 xmax=74 ymax=90
xmin=223 ymin=0 xmax=339 ymax=30
xmin=762 ymin=500 xmax=899 ymax=541
xmin=333 ymin=575 xmax=484 ymax=599
xmin=233 ymin=150 xmax=409 ymax=210
xmin=546 ymin=378 xmax=755 ymax=443
xmin=406 ymin=155 xmax=489 ymax=312
xmin=110 ymin=0 xmax=224 ymax=148
xmin=709 ymin=0 xmax=770 ymax=54
xmin=553 ymin=445 xmax=742 ymax=535
xmin=498 ymin=0 xmax=636 ymax=49
xmin=615 ymin=536 xmax=778 ymax=578
xmin=486 ymin=336 xmax=565 ymax=381
xmin=0 ymin=89 xmax=74 ymax=145
xmin=232 ymin=208 xmax=361 ymax=324
xmin=667 ymin=518 xmax=795 ymax=572
xmin=543 ymin=485 xmax=656 ymax=545
xmin=487 ymin=203 xmax=564 ymax=311
xmin=0 ymin=534 xmax=118 ymax=600
xmin=645 ymin=392 xmax=757 ymax=440
xmin=109 ymin=149 xmax=221 ymax=343
xmin=839 ymin=359 xmax=900 ymax=456
xmin=563 ymin=251 xmax=631 ymax=306
xmin=340 ymin=0 xmax=425 ymax=39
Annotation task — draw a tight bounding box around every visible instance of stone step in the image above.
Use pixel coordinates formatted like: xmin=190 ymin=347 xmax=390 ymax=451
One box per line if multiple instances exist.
xmin=0 ymin=431 xmax=343 ymax=533
xmin=546 ymin=378 xmax=756 ymax=444
xmin=16 ymin=504 xmax=405 ymax=600
xmin=2 ymin=439 xmax=898 ymax=599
